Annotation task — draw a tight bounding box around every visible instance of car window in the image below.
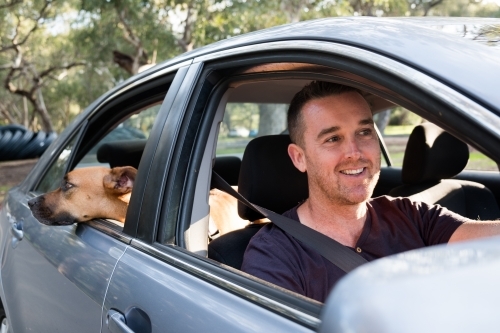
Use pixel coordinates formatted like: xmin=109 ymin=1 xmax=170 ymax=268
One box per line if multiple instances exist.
xmin=77 ymin=104 xmax=161 ymax=168
xmin=179 ymin=54 xmax=500 ymax=316
xmin=377 ymin=107 xmax=498 ymax=171
xmin=375 ymin=107 xmax=422 ymax=167
xmin=35 ymin=136 xmax=78 ymax=193
xmin=216 ymin=102 xmax=288 ymax=157
xmin=34 ymin=104 xmax=161 ymax=194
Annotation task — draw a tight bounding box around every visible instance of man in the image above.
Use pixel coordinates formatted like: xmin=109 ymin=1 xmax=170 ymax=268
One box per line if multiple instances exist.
xmin=241 ymin=81 xmax=500 ymax=303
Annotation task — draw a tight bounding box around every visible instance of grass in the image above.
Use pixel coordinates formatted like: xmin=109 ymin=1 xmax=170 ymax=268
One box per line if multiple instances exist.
xmin=0 ymin=185 xmax=11 ymax=206
xmin=468 ymin=152 xmax=498 ymax=171
xmin=384 ymin=144 xmax=498 ymax=171
xmin=216 ymin=148 xmax=246 ymax=155
xmin=387 ymin=152 xmax=405 ymax=167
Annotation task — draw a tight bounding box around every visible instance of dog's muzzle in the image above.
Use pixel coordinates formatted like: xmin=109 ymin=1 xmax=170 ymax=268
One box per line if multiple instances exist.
xmin=28 ymin=196 xmax=75 ymax=226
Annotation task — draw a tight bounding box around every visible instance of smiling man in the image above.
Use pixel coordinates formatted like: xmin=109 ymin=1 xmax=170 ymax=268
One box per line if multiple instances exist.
xmin=241 ymin=81 xmax=500 ymax=303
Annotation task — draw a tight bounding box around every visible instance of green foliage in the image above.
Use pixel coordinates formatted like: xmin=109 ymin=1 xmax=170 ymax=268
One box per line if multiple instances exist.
xmin=224 ymin=103 xmax=259 ymax=134
xmin=1 ymin=0 xmax=500 ymax=132
xmin=388 ymin=107 xmax=422 ymax=126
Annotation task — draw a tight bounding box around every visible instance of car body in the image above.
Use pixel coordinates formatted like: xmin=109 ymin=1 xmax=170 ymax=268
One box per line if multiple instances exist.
xmin=1 ymin=16 xmax=500 ymax=332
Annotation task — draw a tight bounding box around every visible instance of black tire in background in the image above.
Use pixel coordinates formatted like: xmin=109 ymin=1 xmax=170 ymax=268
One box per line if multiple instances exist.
xmin=0 ymin=131 xmax=13 ymax=158
xmin=2 ymin=129 xmax=23 ymax=158
xmin=9 ymin=130 xmax=34 ymax=160
xmin=0 ymin=125 xmax=57 ymax=161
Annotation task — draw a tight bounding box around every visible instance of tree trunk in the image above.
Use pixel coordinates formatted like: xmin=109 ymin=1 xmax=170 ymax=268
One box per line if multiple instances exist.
xmin=257 ymin=104 xmax=287 ymax=137
xmin=23 ymin=96 xmax=29 ymax=127
xmin=35 ymin=88 xmax=53 ymax=132
xmin=374 ymin=109 xmax=391 ymax=135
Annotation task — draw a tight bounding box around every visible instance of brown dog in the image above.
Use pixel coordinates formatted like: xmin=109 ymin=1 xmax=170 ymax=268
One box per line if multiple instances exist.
xmin=28 ymin=166 xmax=136 ymax=226
xmin=29 ymin=165 xmax=252 ymax=235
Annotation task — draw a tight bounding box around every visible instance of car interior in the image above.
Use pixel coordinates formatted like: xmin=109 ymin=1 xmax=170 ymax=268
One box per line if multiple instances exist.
xmin=93 ymin=75 xmax=500 ymax=262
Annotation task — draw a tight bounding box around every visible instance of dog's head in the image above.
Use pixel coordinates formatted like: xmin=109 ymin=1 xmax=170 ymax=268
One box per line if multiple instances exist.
xmin=28 ymin=166 xmax=137 ymax=226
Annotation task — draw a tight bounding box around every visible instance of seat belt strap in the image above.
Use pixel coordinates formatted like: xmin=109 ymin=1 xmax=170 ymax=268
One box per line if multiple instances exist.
xmin=211 ymin=171 xmax=368 ymax=273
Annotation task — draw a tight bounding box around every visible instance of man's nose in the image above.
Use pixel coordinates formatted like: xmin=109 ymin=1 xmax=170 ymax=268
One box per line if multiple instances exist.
xmin=344 ymin=137 xmax=362 ymax=159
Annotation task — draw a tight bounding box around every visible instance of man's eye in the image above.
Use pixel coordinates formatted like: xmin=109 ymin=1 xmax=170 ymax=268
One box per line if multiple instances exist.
xmin=359 ymin=129 xmax=372 ymax=136
xmin=327 ymin=136 xmax=340 ymax=142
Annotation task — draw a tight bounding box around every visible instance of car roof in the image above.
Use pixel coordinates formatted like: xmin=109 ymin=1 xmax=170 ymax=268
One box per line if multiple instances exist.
xmin=134 ymin=17 xmax=500 ymax=114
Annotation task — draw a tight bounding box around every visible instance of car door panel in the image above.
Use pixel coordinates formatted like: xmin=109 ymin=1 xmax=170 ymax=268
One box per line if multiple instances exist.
xmin=102 ymin=245 xmax=313 ymax=333
xmin=0 ymin=188 xmax=128 ymax=333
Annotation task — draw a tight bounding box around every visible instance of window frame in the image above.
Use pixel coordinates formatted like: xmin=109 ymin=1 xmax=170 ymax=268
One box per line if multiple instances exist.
xmin=26 ymin=68 xmax=183 ymax=240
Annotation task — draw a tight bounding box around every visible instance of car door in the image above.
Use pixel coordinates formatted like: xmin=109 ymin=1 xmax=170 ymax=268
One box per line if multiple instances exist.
xmin=0 ymin=64 xmax=183 ymax=333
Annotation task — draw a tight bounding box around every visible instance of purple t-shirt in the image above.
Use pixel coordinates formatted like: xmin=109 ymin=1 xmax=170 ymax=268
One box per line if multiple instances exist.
xmin=241 ymin=196 xmax=467 ymax=303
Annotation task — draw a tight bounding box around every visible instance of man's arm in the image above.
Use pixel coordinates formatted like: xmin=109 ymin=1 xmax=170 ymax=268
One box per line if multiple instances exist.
xmin=448 ymin=220 xmax=500 ymax=243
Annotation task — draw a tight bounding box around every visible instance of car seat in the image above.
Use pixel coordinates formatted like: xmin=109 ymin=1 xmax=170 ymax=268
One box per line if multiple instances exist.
xmin=97 ymin=140 xmax=242 ymax=186
xmin=388 ymin=122 xmax=500 ymax=220
xmin=208 ymin=135 xmax=309 ymax=269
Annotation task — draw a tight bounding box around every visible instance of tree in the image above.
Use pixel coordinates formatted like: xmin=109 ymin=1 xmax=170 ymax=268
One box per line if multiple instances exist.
xmin=0 ymin=0 xmax=86 ymax=132
xmin=1 ymin=0 xmax=498 ymax=134
xmin=257 ymin=104 xmax=287 ymax=137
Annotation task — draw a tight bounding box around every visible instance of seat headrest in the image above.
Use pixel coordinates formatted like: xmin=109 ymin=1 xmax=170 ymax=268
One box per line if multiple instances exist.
xmin=97 ymin=139 xmax=147 ymax=169
xmin=212 ymin=156 xmax=241 ymax=186
xmin=402 ymin=122 xmax=469 ymax=184
xmin=238 ymin=135 xmax=308 ymax=221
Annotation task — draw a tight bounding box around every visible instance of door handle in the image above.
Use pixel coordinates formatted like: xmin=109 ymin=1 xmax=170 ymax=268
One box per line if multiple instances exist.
xmin=107 ymin=308 xmax=152 ymax=333
xmin=9 ymin=215 xmax=23 ymax=248
xmin=11 ymin=221 xmax=23 ymax=241
xmin=107 ymin=310 xmax=135 ymax=333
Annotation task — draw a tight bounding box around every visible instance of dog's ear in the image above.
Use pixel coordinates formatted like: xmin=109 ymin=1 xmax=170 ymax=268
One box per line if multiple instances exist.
xmin=103 ymin=166 xmax=138 ymax=194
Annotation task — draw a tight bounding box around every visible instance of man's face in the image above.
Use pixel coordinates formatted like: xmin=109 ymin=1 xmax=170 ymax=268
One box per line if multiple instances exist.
xmin=288 ymin=91 xmax=381 ymax=206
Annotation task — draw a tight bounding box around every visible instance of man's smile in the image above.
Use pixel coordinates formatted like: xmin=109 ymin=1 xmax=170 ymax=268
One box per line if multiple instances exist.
xmin=339 ymin=167 xmax=365 ymax=176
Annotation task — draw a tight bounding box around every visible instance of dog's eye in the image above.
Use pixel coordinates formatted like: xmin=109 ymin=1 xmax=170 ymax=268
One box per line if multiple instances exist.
xmin=61 ymin=182 xmax=74 ymax=191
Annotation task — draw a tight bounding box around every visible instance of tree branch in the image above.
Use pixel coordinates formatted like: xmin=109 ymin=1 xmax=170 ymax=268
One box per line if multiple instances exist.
xmin=0 ymin=0 xmax=52 ymax=53
xmin=116 ymin=8 xmax=141 ymax=48
xmin=38 ymin=62 xmax=86 ymax=80
xmin=0 ymin=0 xmax=22 ymax=10
xmin=423 ymin=0 xmax=444 ymax=16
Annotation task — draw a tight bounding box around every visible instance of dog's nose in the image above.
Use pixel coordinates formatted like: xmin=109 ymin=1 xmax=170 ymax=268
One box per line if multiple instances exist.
xmin=28 ymin=196 xmax=43 ymax=208
xmin=28 ymin=198 xmax=36 ymax=208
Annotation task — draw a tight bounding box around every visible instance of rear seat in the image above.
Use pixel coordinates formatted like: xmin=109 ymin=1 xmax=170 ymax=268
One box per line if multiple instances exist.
xmin=97 ymin=140 xmax=242 ymax=186
xmin=97 ymin=139 xmax=146 ymax=169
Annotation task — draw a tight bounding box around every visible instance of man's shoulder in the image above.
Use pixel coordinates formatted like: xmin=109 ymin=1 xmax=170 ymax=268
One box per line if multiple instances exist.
xmin=250 ymin=221 xmax=295 ymax=248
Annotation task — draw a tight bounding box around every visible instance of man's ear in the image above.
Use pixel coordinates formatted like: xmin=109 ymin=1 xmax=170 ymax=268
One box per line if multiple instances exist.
xmin=288 ymin=143 xmax=307 ymax=173
xmin=103 ymin=166 xmax=138 ymax=194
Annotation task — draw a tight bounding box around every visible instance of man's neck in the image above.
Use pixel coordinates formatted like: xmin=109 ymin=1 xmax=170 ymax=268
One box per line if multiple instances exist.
xmin=296 ymin=195 xmax=368 ymax=248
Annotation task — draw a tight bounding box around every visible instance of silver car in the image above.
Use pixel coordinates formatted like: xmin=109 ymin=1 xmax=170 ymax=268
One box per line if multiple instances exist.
xmin=1 ymin=16 xmax=500 ymax=333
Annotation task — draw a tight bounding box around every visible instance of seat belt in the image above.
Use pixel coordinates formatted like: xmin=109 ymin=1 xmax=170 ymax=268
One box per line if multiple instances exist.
xmin=211 ymin=171 xmax=368 ymax=273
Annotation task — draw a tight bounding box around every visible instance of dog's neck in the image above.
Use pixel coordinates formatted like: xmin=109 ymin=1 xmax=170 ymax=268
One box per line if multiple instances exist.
xmin=107 ymin=199 xmax=130 ymax=223
xmin=118 ymin=192 xmax=131 ymax=204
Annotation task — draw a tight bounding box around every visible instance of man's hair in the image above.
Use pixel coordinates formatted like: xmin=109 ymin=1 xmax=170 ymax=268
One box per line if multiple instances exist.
xmin=287 ymin=81 xmax=362 ymax=146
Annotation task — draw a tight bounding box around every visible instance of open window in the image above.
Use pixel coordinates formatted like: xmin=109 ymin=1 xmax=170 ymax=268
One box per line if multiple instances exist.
xmin=31 ymin=72 xmax=175 ymax=233
xmin=173 ymin=56 xmax=500 ymax=293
